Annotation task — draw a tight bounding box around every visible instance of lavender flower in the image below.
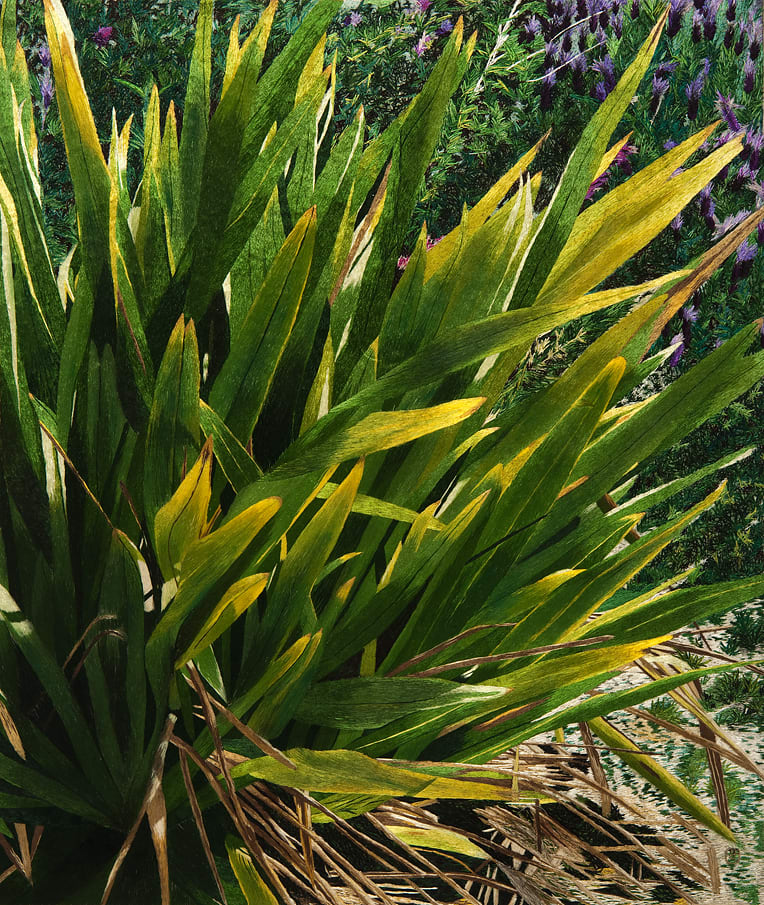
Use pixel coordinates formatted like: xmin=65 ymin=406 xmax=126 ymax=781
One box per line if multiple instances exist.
xmin=92 ymin=26 xmax=115 ymax=48
xmin=691 ymin=9 xmax=703 ymax=42
xmin=668 ymin=332 xmax=685 ymax=366
xmin=713 ymin=208 xmax=752 ymax=238
xmin=585 ymin=171 xmax=609 ymax=200
xmin=734 ymin=24 xmax=745 ymax=55
xmin=664 ymin=138 xmax=678 ymax=150
xmin=724 ymin=24 xmax=735 ymax=48
xmin=682 ymin=303 xmax=700 ymax=323
xmin=570 ymin=52 xmax=587 ymax=92
xmin=650 ymin=74 xmax=670 ymax=115
xmin=416 ymin=0 xmax=432 ymax=12
xmin=667 ymin=0 xmax=686 ymax=37
xmin=715 ymin=92 xmax=742 ymax=132
xmin=593 ymin=81 xmax=609 ymax=101
xmin=745 ymin=131 xmax=764 ymax=169
xmin=347 ymin=11 xmax=362 ymax=26
xmin=415 ymin=32 xmax=433 ymax=56
xmin=612 ymin=8 xmax=624 ymax=37
xmin=540 ymin=69 xmax=557 ymax=111
xmin=436 ymin=19 xmax=454 ymax=35
xmin=743 ymin=57 xmax=756 ymax=94
xmin=631 ymin=0 xmax=641 ymax=17
xmin=39 ymin=69 xmax=53 ymax=126
xmin=726 ymin=0 xmax=736 ymax=21
xmin=684 ymin=59 xmax=709 ymax=120
xmin=671 ymin=212 xmax=684 ymax=233
xmin=731 ymin=238 xmax=757 ymax=284
xmin=37 ymin=43 xmax=51 ymax=67
xmin=519 ymin=15 xmax=543 ymax=43
xmin=703 ymin=13 xmax=716 ymax=40
xmin=614 ymin=142 xmax=638 ymax=175
xmin=593 ymin=54 xmax=616 ymax=93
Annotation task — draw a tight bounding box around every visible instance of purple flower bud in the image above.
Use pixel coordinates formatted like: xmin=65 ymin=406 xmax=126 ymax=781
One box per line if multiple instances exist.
xmin=417 ymin=0 xmax=432 ymax=11
xmin=703 ymin=15 xmax=716 ymax=40
xmin=669 ymin=332 xmax=686 ymax=366
xmin=415 ymin=32 xmax=433 ymax=56
xmin=92 ymin=25 xmax=115 ymax=48
xmin=724 ymin=24 xmax=735 ymax=47
xmin=667 ymin=0 xmax=687 ymax=37
xmin=758 ymin=221 xmax=764 ymax=244
xmin=715 ymin=91 xmax=742 ymax=132
xmin=349 ymin=11 xmax=362 ymax=26
xmin=734 ymin=28 xmax=745 ymax=55
xmin=682 ymin=304 xmax=700 ymax=323
xmin=744 ymin=57 xmax=756 ymax=93
xmin=585 ymin=172 xmax=609 ymax=200
xmin=726 ymin=0 xmax=736 ymax=19
xmin=37 ymin=43 xmax=51 ymax=67
xmin=671 ymin=212 xmax=684 ymax=233
xmin=436 ymin=18 xmax=454 ymax=35
xmin=731 ymin=238 xmax=758 ymax=283
xmin=699 ymin=184 xmax=714 ymax=217
xmin=651 ymin=75 xmax=670 ymax=114
xmin=664 ymin=138 xmax=678 ymax=150
xmin=693 ymin=0 xmax=703 ymax=9
xmin=631 ymin=0 xmax=641 ymax=17
xmin=714 ymin=208 xmax=752 ymax=238
xmin=540 ymin=69 xmax=557 ymax=111
xmin=691 ymin=10 xmax=703 ymax=42
xmin=593 ymin=80 xmax=609 ymax=101
xmin=751 ymin=36 xmax=761 ymax=60
xmin=745 ymin=132 xmax=763 ymax=169
xmin=520 ymin=15 xmax=543 ymax=42
xmin=594 ymin=54 xmax=616 ymax=91
xmin=39 ymin=69 xmax=53 ymax=124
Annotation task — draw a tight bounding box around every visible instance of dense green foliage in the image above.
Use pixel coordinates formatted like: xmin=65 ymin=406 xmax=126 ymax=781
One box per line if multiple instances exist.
xmin=0 ymin=1 xmax=761 ymax=902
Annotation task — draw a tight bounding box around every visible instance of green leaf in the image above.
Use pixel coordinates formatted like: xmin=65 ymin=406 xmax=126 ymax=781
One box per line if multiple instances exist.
xmin=174 ymin=573 xmax=268 ymax=669
xmin=209 ymin=207 xmax=316 ymax=442
xmin=294 ymin=676 xmax=507 ymax=730
xmin=226 ymin=836 xmax=279 ymax=905
xmin=153 ymin=437 xmax=213 ymax=581
xmin=588 ymin=716 xmax=736 ymax=843
xmin=145 ymin=315 xmax=201 ymax=532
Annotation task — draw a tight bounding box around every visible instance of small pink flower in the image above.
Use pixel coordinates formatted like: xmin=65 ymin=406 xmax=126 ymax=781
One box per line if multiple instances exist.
xmin=92 ymin=26 xmax=115 ymax=48
xmin=415 ymin=32 xmax=433 ymax=56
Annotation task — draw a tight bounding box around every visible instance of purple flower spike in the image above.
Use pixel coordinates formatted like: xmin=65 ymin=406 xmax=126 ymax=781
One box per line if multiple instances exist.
xmin=726 ymin=0 xmax=736 ymax=20
xmin=631 ymin=0 xmax=640 ymax=17
xmin=39 ymin=69 xmax=53 ymax=125
xmin=92 ymin=25 xmax=115 ymax=48
xmin=724 ymin=24 xmax=735 ymax=48
xmin=651 ymin=74 xmax=670 ymax=114
xmin=593 ymin=54 xmax=616 ymax=92
xmin=437 ymin=19 xmax=454 ymax=35
xmin=415 ymin=32 xmax=433 ymax=56
xmin=664 ymin=138 xmax=678 ymax=150
xmin=520 ymin=15 xmax=543 ymax=43
xmin=585 ymin=172 xmax=609 ymax=200
xmin=682 ymin=304 xmax=700 ymax=323
xmin=417 ymin=0 xmax=432 ymax=11
xmin=37 ymin=43 xmax=51 ymax=67
xmin=691 ymin=9 xmax=703 ymax=42
xmin=743 ymin=57 xmax=756 ymax=94
xmin=745 ymin=131 xmax=764 ymax=169
xmin=669 ymin=332 xmax=685 ymax=367
xmin=715 ymin=92 xmax=742 ymax=132
xmin=714 ymin=209 xmax=752 ymax=238
xmin=540 ymin=69 xmax=557 ymax=111
xmin=734 ymin=27 xmax=745 ymax=55
xmin=671 ymin=212 xmax=684 ymax=232
xmin=731 ymin=238 xmax=758 ymax=283
xmin=667 ymin=0 xmax=686 ymax=37
xmin=348 ymin=11 xmax=362 ymax=26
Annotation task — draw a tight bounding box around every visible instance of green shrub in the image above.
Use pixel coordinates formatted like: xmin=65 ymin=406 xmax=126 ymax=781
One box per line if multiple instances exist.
xmin=0 ymin=0 xmax=762 ymax=901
